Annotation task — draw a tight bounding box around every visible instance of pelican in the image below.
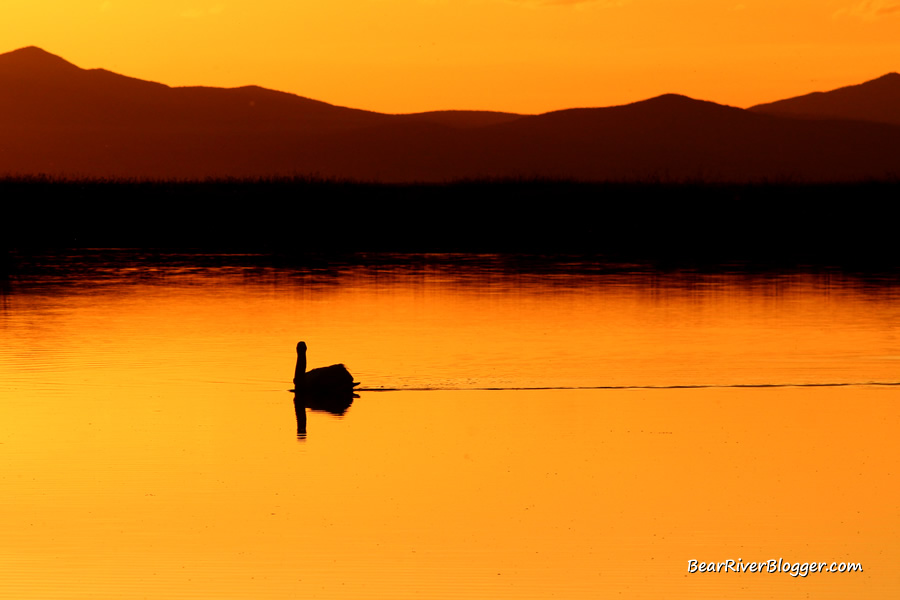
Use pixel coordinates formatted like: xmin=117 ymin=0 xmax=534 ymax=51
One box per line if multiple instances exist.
xmin=293 ymin=341 xmax=359 ymax=395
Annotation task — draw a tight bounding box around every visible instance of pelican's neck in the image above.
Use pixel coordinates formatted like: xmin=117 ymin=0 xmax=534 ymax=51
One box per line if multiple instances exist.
xmin=294 ymin=346 xmax=307 ymax=385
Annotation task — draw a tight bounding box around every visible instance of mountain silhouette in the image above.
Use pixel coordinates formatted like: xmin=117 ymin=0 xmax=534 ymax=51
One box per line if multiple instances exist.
xmin=1 ymin=46 xmax=899 ymax=181
xmin=749 ymin=73 xmax=900 ymax=126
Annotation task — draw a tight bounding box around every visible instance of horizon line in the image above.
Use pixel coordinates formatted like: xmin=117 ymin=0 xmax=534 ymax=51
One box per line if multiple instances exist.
xmin=4 ymin=44 xmax=897 ymax=116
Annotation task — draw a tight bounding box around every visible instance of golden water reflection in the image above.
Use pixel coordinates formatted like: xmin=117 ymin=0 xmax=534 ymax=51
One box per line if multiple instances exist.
xmin=1 ymin=254 xmax=898 ymax=598
xmin=2 ymin=386 xmax=897 ymax=599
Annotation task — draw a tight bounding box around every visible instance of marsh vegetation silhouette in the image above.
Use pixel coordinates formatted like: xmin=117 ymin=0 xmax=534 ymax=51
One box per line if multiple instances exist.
xmin=291 ymin=341 xmax=359 ymax=438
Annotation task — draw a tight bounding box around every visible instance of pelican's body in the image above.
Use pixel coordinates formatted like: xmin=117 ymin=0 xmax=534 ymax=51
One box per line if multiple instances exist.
xmin=293 ymin=341 xmax=359 ymax=395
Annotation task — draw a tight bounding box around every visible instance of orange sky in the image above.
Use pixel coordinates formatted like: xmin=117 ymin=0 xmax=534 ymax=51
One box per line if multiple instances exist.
xmin=5 ymin=0 xmax=900 ymax=113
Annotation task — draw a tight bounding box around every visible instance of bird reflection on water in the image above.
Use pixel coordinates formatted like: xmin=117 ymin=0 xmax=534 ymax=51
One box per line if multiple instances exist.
xmin=292 ymin=391 xmax=357 ymax=439
xmin=291 ymin=341 xmax=360 ymax=439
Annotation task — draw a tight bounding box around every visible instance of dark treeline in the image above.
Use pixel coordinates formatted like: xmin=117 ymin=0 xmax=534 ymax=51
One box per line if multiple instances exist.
xmin=2 ymin=177 xmax=899 ymax=269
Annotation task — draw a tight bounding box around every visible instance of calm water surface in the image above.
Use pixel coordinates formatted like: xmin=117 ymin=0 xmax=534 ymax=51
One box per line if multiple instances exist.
xmin=1 ymin=251 xmax=898 ymax=599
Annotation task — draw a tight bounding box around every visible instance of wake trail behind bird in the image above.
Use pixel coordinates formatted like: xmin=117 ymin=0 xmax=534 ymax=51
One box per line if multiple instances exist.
xmin=357 ymin=381 xmax=900 ymax=392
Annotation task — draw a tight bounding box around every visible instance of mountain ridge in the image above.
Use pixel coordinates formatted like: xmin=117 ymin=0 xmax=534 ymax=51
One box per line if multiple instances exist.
xmin=1 ymin=46 xmax=898 ymax=182
xmin=750 ymin=72 xmax=900 ymax=126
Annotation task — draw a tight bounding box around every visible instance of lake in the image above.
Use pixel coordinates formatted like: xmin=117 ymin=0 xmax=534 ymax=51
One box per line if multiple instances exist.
xmin=1 ymin=250 xmax=898 ymax=599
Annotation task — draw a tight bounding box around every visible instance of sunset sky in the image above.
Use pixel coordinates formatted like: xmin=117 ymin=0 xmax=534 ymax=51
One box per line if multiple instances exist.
xmin=5 ymin=0 xmax=900 ymax=114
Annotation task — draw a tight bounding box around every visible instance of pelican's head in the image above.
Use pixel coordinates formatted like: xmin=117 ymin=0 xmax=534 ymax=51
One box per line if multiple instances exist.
xmin=297 ymin=341 xmax=307 ymax=353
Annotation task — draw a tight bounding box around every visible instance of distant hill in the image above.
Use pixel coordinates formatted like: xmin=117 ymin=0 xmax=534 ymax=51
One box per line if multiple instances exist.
xmin=749 ymin=73 xmax=900 ymax=126
xmin=1 ymin=46 xmax=899 ymax=182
